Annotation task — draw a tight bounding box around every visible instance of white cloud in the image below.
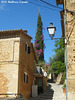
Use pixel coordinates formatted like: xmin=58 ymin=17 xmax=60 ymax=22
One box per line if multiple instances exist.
xmin=0 ymin=4 xmax=6 ymax=10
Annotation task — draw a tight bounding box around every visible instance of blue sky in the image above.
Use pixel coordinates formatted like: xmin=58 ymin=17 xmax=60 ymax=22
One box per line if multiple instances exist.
xmin=0 ymin=0 xmax=63 ymax=63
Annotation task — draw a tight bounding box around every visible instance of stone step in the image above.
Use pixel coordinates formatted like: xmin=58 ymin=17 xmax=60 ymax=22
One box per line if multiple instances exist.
xmin=41 ymin=94 xmax=54 ymax=96
xmin=46 ymin=88 xmax=51 ymax=90
xmin=44 ymin=89 xmax=53 ymax=91
xmin=40 ymin=98 xmax=53 ymax=100
xmin=44 ymin=91 xmax=54 ymax=93
xmin=40 ymin=95 xmax=53 ymax=99
xmin=40 ymin=94 xmax=53 ymax=96
xmin=40 ymin=97 xmax=53 ymax=99
xmin=43 ymin=92 xmax=54 ymax=94
xmin=44 ymin=90 xmax=54 ymax=91
xmin=39 ymin=99 xmax=52 ymax=100
xmin=42 ymin=92 xmax=54 ymax=94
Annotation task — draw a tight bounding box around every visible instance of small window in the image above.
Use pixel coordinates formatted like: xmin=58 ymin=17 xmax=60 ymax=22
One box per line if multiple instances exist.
xmin=24 ymin=73 xmax=28 ymax=83
xmin=26 ymin=75 xmax=28 ymax=83
xmin=25 ymin=43 xmax=30 ymax=54
xmin=25 ymin=43 xmax=27 ymax=52
xmin=28 ymin=46 xmax=30 ymax=54
xmin=24 ymin=73 xmax=26 ymax=83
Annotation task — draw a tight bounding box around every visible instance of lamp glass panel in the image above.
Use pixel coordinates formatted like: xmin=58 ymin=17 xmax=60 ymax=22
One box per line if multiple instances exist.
xmin=48 ymin=28 xmax=55 ymax=36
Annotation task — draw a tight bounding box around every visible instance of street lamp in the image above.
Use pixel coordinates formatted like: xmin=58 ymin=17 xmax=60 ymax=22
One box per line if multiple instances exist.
xmin=47 ymin=23 xmax=56 ymax=39
xmin=47 ymin=23 xmax=66 ymax=40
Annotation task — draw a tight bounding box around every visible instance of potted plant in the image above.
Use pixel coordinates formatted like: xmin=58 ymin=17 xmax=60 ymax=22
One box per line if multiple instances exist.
xmin=62 ymin=84 xmax=66 ymax=94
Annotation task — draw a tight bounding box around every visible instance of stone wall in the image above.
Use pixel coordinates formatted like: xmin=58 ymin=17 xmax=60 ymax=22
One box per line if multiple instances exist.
xmin=0 ymin=40 xmax=13 ymax=61
xmin=56 ymin=0 xmax=75 ymax=99
xmin=0 ymin=31 xmax=36 ymax=99
xmin=65 ymin=0 xmax=75 ymax=91
xmin=18 ymin=32 xmax=35 ymax=98
xmin=56 ymin=73 xmax=63 ymax=84
xmin=0 ymin=37 xmax=20 ymax=95
xmin=0 ymin=73 xmax=8 ymax=94
xmin=64 ymin=0 xmax=75 ymax=99
xmin=0 ymin=63 xmax=19 ymax=94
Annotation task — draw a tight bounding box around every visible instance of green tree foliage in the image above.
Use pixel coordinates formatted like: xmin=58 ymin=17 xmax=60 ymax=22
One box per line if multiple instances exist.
xmin=35 ymin=12 xmax=45 ymax=62
xmin=51 ymin=61 xmax=66 ymax=74
xmin=49 ymin=38 xmax=66 ymax=74
xmin=53 ymin=38 xmax=65 ymax=62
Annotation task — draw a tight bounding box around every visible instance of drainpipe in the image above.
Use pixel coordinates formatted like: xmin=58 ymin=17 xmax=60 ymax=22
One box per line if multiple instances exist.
xmin=63 ymin=0 xmax=68 ymax=100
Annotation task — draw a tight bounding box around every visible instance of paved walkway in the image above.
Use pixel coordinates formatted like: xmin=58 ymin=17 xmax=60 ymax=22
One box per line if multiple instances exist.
xmin=49 ymin=83 xmax=66 ymax=100
xmin=29 ymin=82 xmax=66 ymax=100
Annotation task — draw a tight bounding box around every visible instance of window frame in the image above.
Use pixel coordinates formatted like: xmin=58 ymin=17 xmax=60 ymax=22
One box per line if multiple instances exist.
xmin=24 ymin=72 xmax=28 ymax=83
xmin=28 ymin=46 xmax=30 ymax=54
xmin=25 ymin=42 xmax=31 ymax=54
xmin=25 ymin=43 xmax=28 ymax=53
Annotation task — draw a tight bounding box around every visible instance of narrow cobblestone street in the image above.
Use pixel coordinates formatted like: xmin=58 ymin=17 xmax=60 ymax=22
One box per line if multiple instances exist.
xmin=29 ymin=82 xmax=66 ymax=100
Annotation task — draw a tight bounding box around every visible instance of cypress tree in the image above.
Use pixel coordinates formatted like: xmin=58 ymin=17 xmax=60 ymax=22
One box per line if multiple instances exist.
xmin=35 ymin=12 xmax=45 ymax=62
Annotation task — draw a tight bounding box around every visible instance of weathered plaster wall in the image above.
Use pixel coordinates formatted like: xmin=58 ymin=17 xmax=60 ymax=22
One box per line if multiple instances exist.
xmin=0 ymin=73 xmax=8 ymax=94
xmin=0 ymin=63 xmax=19 ymax=93
xmin=0 ymin=38 xmax=20 ymax=94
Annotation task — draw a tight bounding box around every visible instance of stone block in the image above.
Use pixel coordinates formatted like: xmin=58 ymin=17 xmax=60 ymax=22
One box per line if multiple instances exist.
xmin=68 ymin=71 xmax=75 ymax=79
xmin=68 ymin=79 xmax=75 ymax=92
xmin=0 ymin=41 xmax=13 ymax=61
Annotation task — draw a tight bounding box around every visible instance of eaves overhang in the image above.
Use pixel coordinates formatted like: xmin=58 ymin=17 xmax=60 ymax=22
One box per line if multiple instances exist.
xmin=56 ymin=0 xmax=63 ymax=5
xmin=0 ymin=29 xmax=32 ymax=40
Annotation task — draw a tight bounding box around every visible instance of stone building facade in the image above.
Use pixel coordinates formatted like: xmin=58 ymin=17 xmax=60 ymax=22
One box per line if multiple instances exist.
xmin=56 ymin=0 xmax=75 ymax=99
xmin=0 ymin=29 xmax=37 ymax=98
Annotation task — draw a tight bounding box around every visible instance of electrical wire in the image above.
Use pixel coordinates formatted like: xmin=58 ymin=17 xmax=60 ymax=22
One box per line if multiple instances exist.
xmin=32 ymin=38 xmax=63 ymax=41
xmin=27 ymin=1 xmax=61 ymax=12
xmin=40 ymin=0 xmax=63 ymax=10
xmin=32 ymin=39 xmax=51 ymax=41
